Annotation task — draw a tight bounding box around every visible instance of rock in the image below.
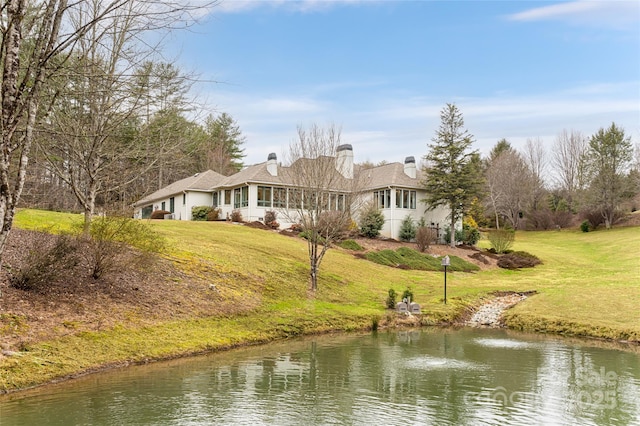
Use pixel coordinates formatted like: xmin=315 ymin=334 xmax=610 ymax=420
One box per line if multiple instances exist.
xmin=467 ymin=293 xmax=529 ymax=328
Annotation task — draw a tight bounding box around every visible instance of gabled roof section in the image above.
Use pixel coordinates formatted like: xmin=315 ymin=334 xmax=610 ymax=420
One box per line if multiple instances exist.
xmin=362 ymin=162 xmax=423 ymax=190
xmin=219 ymin=161 xmax=285 ymax=187
xmin=135 ymin=170 xmax=226 ymax=206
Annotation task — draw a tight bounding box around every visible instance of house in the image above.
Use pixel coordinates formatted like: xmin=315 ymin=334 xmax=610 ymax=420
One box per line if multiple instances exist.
xmin=133 ymin=145 xmax=453 ymax=241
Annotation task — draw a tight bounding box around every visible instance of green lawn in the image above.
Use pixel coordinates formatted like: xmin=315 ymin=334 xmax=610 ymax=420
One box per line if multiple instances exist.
xmin=2 ymin=209 xmax=639 ymax=391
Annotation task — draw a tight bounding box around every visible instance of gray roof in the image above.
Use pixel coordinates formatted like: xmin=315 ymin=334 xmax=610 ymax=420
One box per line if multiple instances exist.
xmin=361 ymin=162 xmax=423 ymax=190
xmin=218 ymin=162 xmax=284 ymax=187
xmin=135 ymin=170 xmax=226 ymax=206
xmin=136 ymin=158 xmax=423 ymax=207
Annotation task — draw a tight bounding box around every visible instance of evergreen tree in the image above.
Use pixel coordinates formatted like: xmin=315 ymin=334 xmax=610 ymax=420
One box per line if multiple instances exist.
xmin=421 ymin=103 xmax=483 ymax=247
xmin=197 ymin=113 xmax=246 ymax=175
xmin=586 ymin=123 xmax=634 ymax=228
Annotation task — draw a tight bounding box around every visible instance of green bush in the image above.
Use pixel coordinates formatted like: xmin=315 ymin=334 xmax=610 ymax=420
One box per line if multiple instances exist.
xmin=580 ymin=220 xmax=591 ymax=233
xmin=359 ymin=205 xmax=385 ymax=238
xmin=399 ymin=216 xmax=416 ymax=242
xmin=461 ymin=222 xmax=480 ymax=245
xmin=488 ymin=229 xmax=515 ymax=254
xmin=401 ymin=287 xmax=414 ymax=303
xmin=366 ymin=247 xmax=479 ymax=272
xmin=192 ymin=206 xmax=210 ymax=221
xmin=339 ymin=239 xmax=363 ymax=251
xmin=386 ymin=289 xmax=397 ymax=309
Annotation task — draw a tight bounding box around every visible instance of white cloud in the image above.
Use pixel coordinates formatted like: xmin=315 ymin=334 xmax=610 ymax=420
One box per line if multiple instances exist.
xmin=195 ymin=79 xmax=639 ymax=166
xmin=507 ymin=0 xmax=639 ymax=29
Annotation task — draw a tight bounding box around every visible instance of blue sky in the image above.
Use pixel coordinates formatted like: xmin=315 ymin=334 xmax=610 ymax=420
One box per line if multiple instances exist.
xmin=167 ymin=0 xmax=639 ymax=167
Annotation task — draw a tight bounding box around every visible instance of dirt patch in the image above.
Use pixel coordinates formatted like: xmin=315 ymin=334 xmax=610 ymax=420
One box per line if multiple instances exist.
xmin=0 ymin=229 xmax=252 ymax=351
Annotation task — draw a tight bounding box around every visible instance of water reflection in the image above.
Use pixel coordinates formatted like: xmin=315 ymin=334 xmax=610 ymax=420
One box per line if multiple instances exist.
xmin=1 ymin=328 xmax=639 ymax=425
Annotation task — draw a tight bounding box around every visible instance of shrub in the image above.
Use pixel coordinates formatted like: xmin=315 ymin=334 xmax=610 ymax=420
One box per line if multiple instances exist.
xmin=415 ymin=226 xmax=435 ymax=252
xmin=78 ymin=216 xmax=166 ymax=280
xmin=359 ymin=204 xmax=385 ymax=238
xmin=399 ymin=215 xmax=416 ymax=242
xmin=230 ymin=210 xmax=243 ymax=222
xmin=497 ymin=251 xmax=542 ymax=269
xmin=461 ymin=219 xmax=480 ymax=245
xmin=401 ymin=287 xmax=414 ymax=303
xmin=263 ymin=210 xmax=280 ymax=229
xmin=488 ymin=229 xmax=515 ymax=254
xmin=580 ymin=220 xmax=591 ymax=233
xmin=339 ymin=239 xmax=364 ymax=251
xmin=192 ymin=206 xmax=209 ymax=221
xmin=386 ymin=289 xmax=397 ymax=309
xmin=207 ymin=208 xmax=221 ymax=221
xmin=317 ymin=211 xmax=350 ymax=240
xmin=365 ymin=246 xmax=479 ymax=272
xmin=150 ymin=209 xmax=170 ymax=219
xmin=8 ymin=233 xmax=79 ymax=291
xmin=289 ymin=223 xmax=304 ymax=233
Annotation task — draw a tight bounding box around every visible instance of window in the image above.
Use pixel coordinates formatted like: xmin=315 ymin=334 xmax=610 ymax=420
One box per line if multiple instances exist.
xmin=373 ymin=189 xmax=391 ymax=209
xmin=273 ymin=187 xmax=287 ymax=208
xmin=337 ymin=194 xmax=345 ymax=211
xmin=257 ymin=186 xmax=272 ymax=207
xmin=394 ymin=189 xmax=417 ymax=209
xmin=169 ymin=197 xmax=175 ymax=213
xmin=183 ymin=193 xmax=186 ymax=205
xmin=330 ymin=193 xmax=338 ymax=211
xmin=161 ymin=201 xmax=166 ymax=211
xmin=233 ymin=186 xmax=249 ymax=208
xmin=212 ymin=192 xmax=219 ymax=207
xmin=224 ymin=190 xmax=231 ymax=205
xmin=288 ymin=188 xmax=302 ymax=209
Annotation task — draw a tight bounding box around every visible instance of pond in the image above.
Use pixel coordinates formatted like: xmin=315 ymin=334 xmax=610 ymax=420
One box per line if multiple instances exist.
xmin=1 ymin=328 xmax=639 ymax=425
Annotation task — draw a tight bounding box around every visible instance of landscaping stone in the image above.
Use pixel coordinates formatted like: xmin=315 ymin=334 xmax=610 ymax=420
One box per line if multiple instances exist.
xmin=467 ymin=293 xmax=529 ymax=328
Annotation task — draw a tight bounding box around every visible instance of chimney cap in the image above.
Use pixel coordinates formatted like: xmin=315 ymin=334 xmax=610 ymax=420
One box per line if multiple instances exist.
xmin=404 ymin=156 xmax=416 ymax=164
xmin=337 ymin=144 xmax=353 ymax=152
xmin=267 ymin=153 xmax=277 ymax=161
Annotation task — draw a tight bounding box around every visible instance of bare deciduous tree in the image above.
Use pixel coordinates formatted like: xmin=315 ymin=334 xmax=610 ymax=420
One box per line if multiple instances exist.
xmin=551 ymin=129 xmax=588 ymax=211
xmin=523 ymin=137 xmax=548 ymax=209
xmin=485 ymin=149 xmax=534 ymax=229
xmin=281 ymin=124 xmax=366 ymax=292
xmin=38 ymin=1 xmax=208 ymax=234
xmin=0 ymin=0 xmax=137 ymax=258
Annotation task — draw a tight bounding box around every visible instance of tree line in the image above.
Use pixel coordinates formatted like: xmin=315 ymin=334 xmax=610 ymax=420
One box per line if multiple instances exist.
xmin=1 ymin=0 xmax=245 ymax=251
xmin=422 ymin=104 xmax=640 ymax=244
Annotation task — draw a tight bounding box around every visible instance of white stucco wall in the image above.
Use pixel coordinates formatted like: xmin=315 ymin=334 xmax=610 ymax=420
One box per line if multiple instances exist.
xmin=365 ymin=188 xmax=456 ymax=242
xmin=184 ymin=191 xmax=214 ymax=221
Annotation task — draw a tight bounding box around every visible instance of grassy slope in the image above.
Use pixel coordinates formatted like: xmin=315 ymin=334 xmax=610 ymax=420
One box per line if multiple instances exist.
xmin=2 ymin=209 xmax=640 ymax=391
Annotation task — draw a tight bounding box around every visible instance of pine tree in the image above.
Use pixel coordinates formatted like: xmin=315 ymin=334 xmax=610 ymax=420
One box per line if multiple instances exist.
xmin=422 ymin=103 xmax=483 ymax=247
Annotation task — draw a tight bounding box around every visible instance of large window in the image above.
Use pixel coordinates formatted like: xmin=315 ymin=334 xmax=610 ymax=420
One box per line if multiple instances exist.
xmin=273 ymin=187 xmax=287 ymax=208
xmin=212 ymin=192 xmax=219 ymax=207
xmin=257 ymin=186 xmax=272 ymax=207
xmin=288 ymin=188 xmax=302 ymax=209
xmin=234 ymin=186 xmax=248 ymax=208
xmin=395 ymin=189 xmax=417 ymax=209
xmin=169 ymin=197 xmax=175 ymax=213
xmin=224 ymin=190 xmax=231 ymax=205
xmin=328 ymin=193 xmax=346 ymax=211
xmin=373 ymin=189 xmax=391 ymax=209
